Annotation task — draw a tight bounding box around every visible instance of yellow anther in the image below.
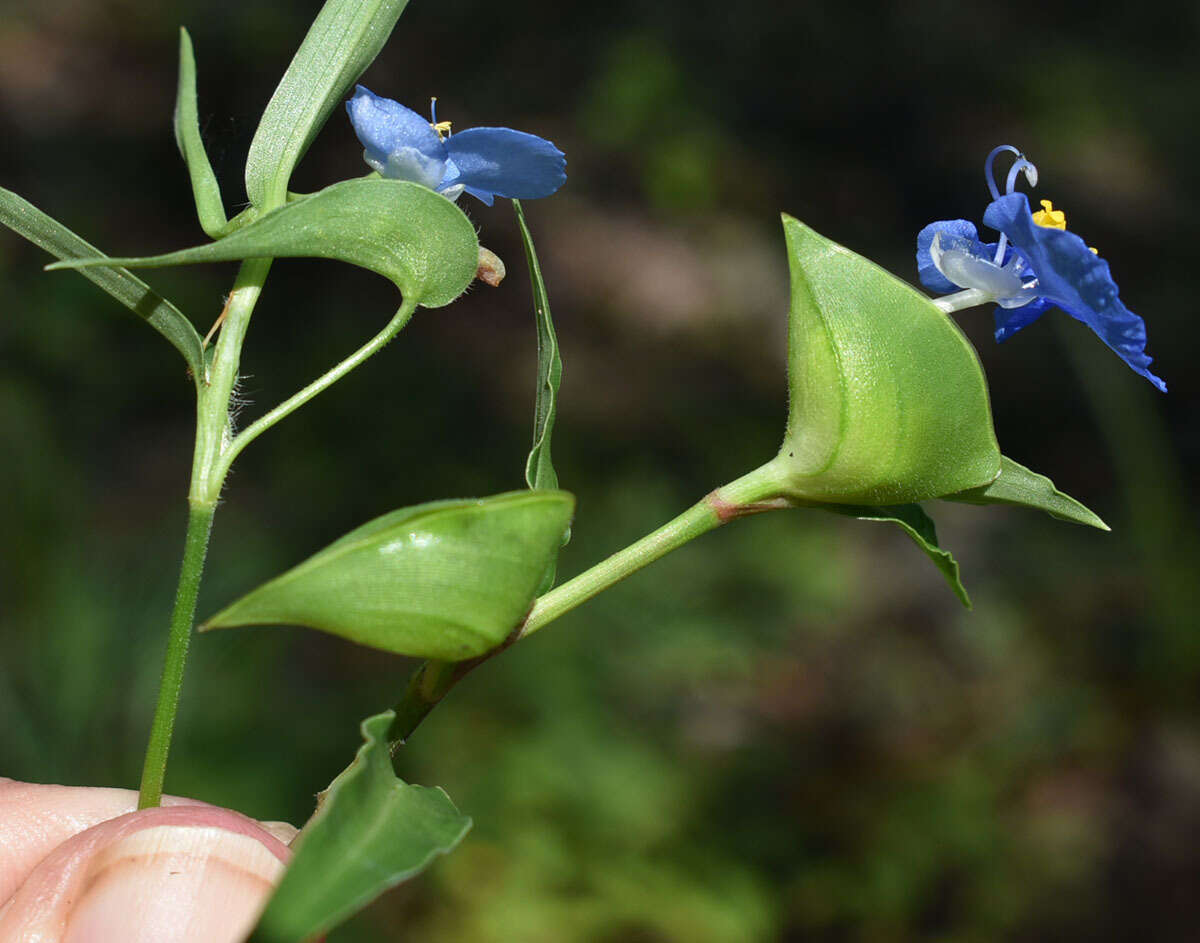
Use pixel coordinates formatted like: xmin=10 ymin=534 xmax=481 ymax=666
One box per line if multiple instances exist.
xmin=1032 ymin=198 xmax=1068 ymax=230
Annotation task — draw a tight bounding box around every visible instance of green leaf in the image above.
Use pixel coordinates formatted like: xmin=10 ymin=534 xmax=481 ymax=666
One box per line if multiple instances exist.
xmin=249 ymin=710 xmax=470 ymax=943
xmin=244 ymin=0 xmax=411 ymax=209
xmin=202 ymin=491 xmax=576 ymax=659
xmin=944 ymin=454 xmax=1109 ymax=530
xmin=775 ymin=215 xmax=1001 ymax=505
xmin=0 ymin=186 xmax=205 ymax=382
xmin=514 ymin=199 xmax=569 ymax=590
xmin=174 ymin=28 xmax=227 ymax=238
xmin=819 ymin=502 xmax=971 ymax=608
xmin=48 ymin=179 xmax=478 ymax=307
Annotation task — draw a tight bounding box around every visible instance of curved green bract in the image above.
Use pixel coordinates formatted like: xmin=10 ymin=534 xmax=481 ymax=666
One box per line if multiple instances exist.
xmin=47 ymin=179 xmax=478 ymax=307
xmin=201 ymin=491 xmax=576 ymax=660
xmin=249 ymin=711 xmax=470 ymax=942
xmin=244 ymin=0 xmax=411 ymax=209
xmin=777 ymin=215 xmax=1001 ymax=504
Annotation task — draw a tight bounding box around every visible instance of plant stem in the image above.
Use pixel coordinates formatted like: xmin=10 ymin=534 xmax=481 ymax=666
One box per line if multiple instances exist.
xmin=211 ymin=296 xmax=419 ymax=483
xmin=139 ymin=258 xmax=272 ymax=807
xmin=137 ymin=503 xmax=215 ymax=808
xmin=191 ymin=258 xmax=273 ymax=505
xmin=385 ymin=459 xmax=793 ymax=747
xmin=520 ymin=460 xmax=790 ymax=638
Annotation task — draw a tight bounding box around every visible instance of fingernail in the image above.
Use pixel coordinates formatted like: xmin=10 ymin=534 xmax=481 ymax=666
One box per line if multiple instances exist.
xmin=63 ymin=824 xmax=286 ymax=943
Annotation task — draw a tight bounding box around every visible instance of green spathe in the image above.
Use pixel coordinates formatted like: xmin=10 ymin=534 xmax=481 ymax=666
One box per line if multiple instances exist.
xmin=47 ymin=178 xmax=478 ymax=308
xmin=776 ymin=215 xmax=1002 ymax=504
xmin=249 ymin=711 xmax=470 ymax=942
xmin=202 ymin=491 xmax=575 ymax=660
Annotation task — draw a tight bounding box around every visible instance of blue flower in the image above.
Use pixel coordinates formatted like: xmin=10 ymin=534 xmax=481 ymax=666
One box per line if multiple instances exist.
xmin=917 ymin=146 xmax=1165 ymax=392
xmin=345 ymin=86 xmax=566 ymax=206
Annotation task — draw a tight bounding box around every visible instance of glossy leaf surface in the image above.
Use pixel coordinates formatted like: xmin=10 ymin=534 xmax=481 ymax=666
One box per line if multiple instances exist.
xmin=48 ymin=179 xmax=478 ymax=307
xmin=203 ymin=491 xmax=576 ymax=659
xmin=249 ymin=711 xmax=470 ymax=942
xmin=244 ymin=0 xmax=410 ymax=209
xmin=174 ymin=29 xmax=227 ymax=238
xmin=0 ymin=186 xmax=205 ymax=383
xmin=820 ymin=503 xmax=970 ymax=607
xmin=777 ymin=215 xmax=1001 ymax=504
xmin=945 ymin=455 xmax=1108 ymax=529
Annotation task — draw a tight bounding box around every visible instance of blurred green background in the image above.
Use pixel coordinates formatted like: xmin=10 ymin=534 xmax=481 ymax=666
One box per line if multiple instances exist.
xmin=2 ymin=0 xmax=1198 ymax=939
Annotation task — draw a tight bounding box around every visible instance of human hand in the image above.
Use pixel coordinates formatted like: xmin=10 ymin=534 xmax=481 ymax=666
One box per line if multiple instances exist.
xmin=0 ymin=778 xmax=295 ymax=942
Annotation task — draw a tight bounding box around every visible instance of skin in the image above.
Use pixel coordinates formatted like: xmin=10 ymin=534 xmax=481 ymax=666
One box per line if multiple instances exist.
xmin=0 ymin=778 xmax=296 ymax=942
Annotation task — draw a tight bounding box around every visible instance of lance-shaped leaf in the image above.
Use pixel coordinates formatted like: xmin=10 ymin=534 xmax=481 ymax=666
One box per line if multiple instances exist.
xmin=514 ymin=199 xmax=568 ymax=591
xmin=244 ymin=0 xmax=411 ymax=209
xmin=0 ymin=186 xmax=205 ymax=382
xmin=944 ymin=455 xmax=1108 ymax=530
xmin=174 ymin=28 xmax=227 ymax=238
xmin=775 ymin=215 xmax=1001 ymax=505
xmin=819 ymin=502 xmax=971 ymax=607
xmin=48 ymin=179 xmax=478 ymax=307
xmin=202 ymin=491 xmax=575 ymax=660
xmin=249 ymin=711 xmax=470 ymax=943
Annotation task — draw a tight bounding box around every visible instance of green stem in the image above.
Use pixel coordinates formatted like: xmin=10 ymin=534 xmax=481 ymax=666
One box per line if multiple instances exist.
xmin=137 ymin=504 xmax=215 ymax=808
xmin=520 ymin=460 xmax=790 ymax=638
xmin=191 ymin=258 xmax=273 ymax=505
xmin=139 ymin=259 xmax=272 ymax=807
xmin=385 ymin=459 xmax=792 ymax=747
xmin=211 ymin=296 xmax=418 ymax=483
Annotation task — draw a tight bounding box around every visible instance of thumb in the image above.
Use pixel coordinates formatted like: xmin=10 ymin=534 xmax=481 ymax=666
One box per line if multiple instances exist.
xmin=0 ymin=805 xmax=290 ymax=943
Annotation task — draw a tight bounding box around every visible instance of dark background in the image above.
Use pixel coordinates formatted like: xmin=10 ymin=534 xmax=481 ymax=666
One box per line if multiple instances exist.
xmin=2 ymin=0 xmax=1198 ymax=939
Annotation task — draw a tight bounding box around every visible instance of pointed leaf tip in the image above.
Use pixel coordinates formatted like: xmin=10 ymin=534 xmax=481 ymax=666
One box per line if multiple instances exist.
xmin=249 ymin=710 xmax=469 ymax=942
xmin=816 ymin=502 xmax=972 ymax=608
xmin=203 ymin=490 xmax=575 ymax=659
xmin=944 ymin=455 xmax=1109 ymax=530
xmin=174 ymin=27 xmax=228 ymax=237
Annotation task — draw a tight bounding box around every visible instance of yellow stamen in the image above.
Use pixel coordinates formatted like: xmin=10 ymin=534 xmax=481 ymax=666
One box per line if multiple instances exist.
xmin=1031 ymin=198 xmax=1099 ymax=253
xmin=1032 ymin=198 xmax=1067 ymax=230
xmin=431 ymin=120 xmax=452 ymax=140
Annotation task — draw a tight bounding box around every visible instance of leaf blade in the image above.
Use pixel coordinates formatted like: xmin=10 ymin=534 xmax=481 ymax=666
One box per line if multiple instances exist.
xmin=818 ymin=502 xmax=971 ymax=607
xmin=0 ymin=186 xmax=205 ymax=381
xmin=48 ymin=179 xmax=478 ymax=307
xmin=249 ymin=711 xmax=471 ymax=942
xmin=514 ymin=199 xmax=568 ymax=590
xmin=244 ymin=0 xmax=411 ymax=209
xmin=174 ymin=28 xmax=227 ymax=238
xmin=943 ymin=454 xmax=1109 ymax=530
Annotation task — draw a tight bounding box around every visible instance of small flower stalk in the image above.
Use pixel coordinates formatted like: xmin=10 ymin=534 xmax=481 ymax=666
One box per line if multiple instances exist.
xmin=917 ymin=145 xmax=1166 ymax=392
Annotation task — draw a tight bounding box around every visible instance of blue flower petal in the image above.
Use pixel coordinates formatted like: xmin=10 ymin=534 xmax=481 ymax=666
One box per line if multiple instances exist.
xmin=916 ymin=219 xmax=981 ymax=294
xmin=346 ymin=86 xmax=446 ymax=189
xmin=441 ymin=127 xmax=566 ymax=204
xmin=993 ymin=297 xmax=1052 ymax=342
xmin=985 ymin=193 xmax=1166 ymax=391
